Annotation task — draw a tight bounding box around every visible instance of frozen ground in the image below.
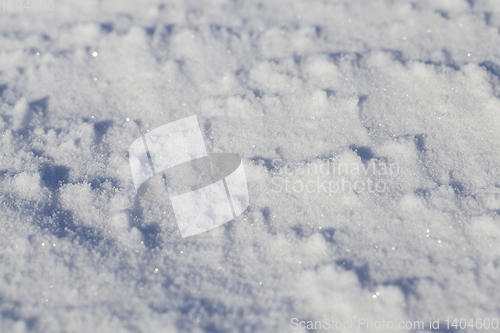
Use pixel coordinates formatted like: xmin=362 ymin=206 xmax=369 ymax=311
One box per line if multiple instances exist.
xmin=1 ymin=0 xmax=500 ymax=332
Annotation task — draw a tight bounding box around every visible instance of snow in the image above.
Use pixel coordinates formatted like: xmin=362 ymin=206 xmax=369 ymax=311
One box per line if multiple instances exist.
xmin=1 ymin=0 xmax=500 ymax=332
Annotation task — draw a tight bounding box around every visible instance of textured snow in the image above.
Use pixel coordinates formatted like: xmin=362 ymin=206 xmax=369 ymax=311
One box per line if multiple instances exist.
xmin=1 ymin=0 xmax=500 ymax=332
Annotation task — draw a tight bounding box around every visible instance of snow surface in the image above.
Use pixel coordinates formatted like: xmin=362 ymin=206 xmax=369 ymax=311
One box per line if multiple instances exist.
xmin=1 ymin=0 xmax=500 ymax=332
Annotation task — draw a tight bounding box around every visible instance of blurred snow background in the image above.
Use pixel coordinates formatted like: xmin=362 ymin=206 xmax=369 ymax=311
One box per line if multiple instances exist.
xmin=1 ymin=0 xmax=500 ymax=332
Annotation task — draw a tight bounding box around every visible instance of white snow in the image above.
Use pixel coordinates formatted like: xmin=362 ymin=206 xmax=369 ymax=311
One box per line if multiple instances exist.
xmin=1 ymin=0 xmax=500 ymax=332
